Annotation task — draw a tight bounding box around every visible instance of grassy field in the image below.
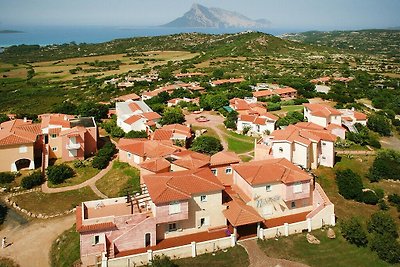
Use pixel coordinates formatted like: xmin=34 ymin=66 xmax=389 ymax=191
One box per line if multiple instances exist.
xmin=10 ymin=187 xmax=98 ymax=215
xmin=174 ymin=246 xmax=249 ymax=267
xmin=239 ymin=155 xmax=253 ymax=162
xmin=95 ymin=161 xmax=140 ymax=198
xmin=50 ymin=225 xmax=80 ymax=267
xmin=315 ymin=155 xmax=400 ymax=224
xmin=258 ymin=228 xmax=397 ymax=267
xmin=48 ymin=161 xmax=100 ymax=188
xmin=226 ymin=136 xmax=254 ymax=154
xmin=271 ymin=105 xmax=303 ymax=116
xmin=191 ymin=126 xmax=220 ymax=139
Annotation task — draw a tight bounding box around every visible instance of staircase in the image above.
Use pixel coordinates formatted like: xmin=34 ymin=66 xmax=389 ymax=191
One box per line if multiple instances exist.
xmin=342 ymin=120 xmax=358 ymax=133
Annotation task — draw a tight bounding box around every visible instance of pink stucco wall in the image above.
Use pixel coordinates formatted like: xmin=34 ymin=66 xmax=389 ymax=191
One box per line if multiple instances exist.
xmin=155 ymin=201 xmax=189 ymax=224
xmin=284 ymin=181 xmax=312 ymax=202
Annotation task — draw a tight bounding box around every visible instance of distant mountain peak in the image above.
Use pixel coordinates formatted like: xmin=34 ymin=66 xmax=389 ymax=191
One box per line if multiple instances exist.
xmin=162 ymin=4 xmax=271 ymax=28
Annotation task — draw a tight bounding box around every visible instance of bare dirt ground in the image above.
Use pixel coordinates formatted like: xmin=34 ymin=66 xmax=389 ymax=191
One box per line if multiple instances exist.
xmin=380 ymin=135 xmax=400 ymax=151
xmin=0 ymin=213 xmax=75 ymax=267
xmin=239 ymin=239 xmax=309 ymax=267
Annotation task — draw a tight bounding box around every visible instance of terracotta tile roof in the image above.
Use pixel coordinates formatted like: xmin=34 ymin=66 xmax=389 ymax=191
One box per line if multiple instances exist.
xmin=143 ymin=168 xmax=224 ymax=204
xmin=354 ymin=111 xmax=367 ymax=120
xmin=253 ymin=90 xmax=276 ymax=98
xmin=271 ymin=125 xmax=312 ymax=146
xmin=303 ymin=103 xmax=341 ymax=118
xmin=118 ymin=139 xmax=181 ymax=158
xmin=114 ymin=93 xmax=140 ymax=101
xmin=140 ymin=158 xmax=171 ymax=173
xmin=123 ymin=115 xmax=142 ymax=125
xmin=295 ymin=122 xmax=325 ymax=130
xmin=210 ymin=151 xmax=240 ymax=167
xmin=153 ymin=124 xmax=191 ymax=140
xmin=48 ymin=128 xmax=62 ymax=135
xmin=0 ymin=132 xmax=34 ymax=146
xmin=142 ymin=112 xmax=161 ymax=121
xmin=172 ymin=150 xmax=210 ymax=170
xmin=211 ymin=78 xmax=244 ymax=86
xmin=128 ymin=102 xmax=142 ymax=112
xmin=223 ymin=200 xmax=264 ymax=227
xmin=0 ymin=119 xmax=41 ymax=146
xmin=152 ymin=129 xmax=173 ymax=140
xmin=75 ymin=205 xmax=117 ymax=233
xmin=59 ymin=126 xmax=87 ymax=137
xmin=232 ymin=158 xmax=312 ymax=186
xmin=274 ymin=87 xmax=297 ymax=94
xmin=264 ymin=211 xmax=310 ymax=228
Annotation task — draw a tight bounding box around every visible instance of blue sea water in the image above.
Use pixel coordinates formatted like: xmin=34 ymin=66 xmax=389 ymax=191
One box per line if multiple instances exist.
xmin=0 ymin=25 xmax=303 ymax=47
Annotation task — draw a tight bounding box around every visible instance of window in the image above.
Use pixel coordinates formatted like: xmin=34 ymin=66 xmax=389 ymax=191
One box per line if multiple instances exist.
xmin=322 ymin=142 xmax=326 ymax=146
xmin=211 ymin=169 xmax=217 ymax=176
xmin=168 ymin=201 xmax=181 ymax=214
xmin=168 ymin=223 xmax=177 ymax=232
xmin=322 ymin=156 xmax=326 ymax=160
xmin=199 ymin=217 xmax=210 ymax=227
xmin=50 ymin=134 xmax=57 ymax=139
xmin=279 ymin=147 xmax=283 ymax=153
xmin=291 ymin=201 xmax=296 ymax=208
xmin=93 ymin=235 xmax=100 ymax=245
xmin=293 ymin=182 xmax=303 ymax=193
xmin=200 ymin=195 xmax=207 ymax=202
xmin=127 ymin=152 xmax=131 ymax=159
xmin=52 ymin=147 xmax=58 ymax=152
xmin=19 ymin=146 xmax=28 ymax=153
xmin=266 ymin=185 xmax=271 ymax=192
xmin=225 ymin=167 xmax=232 ymax=174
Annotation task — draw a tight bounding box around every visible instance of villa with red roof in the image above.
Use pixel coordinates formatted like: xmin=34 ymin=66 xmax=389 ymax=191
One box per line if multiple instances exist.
xmin=252 ymin=87 xmax=297 ymax=101
xmin=0 ymin=114 xmax=98 ymax=172
xmin=210 ymin=78 xmax=245 ymax=87
xmin=116 ymin=100 xmax=161 ymax=133
xmin=237 ymin=113 xmax=278 ymax=135
xmin=151 ymin=124 xmax=192 ymax=146
xmin=255 ymin=122 xmax=337 ymax=169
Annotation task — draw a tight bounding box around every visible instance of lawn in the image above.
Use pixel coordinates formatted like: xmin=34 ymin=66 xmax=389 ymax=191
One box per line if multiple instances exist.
xmin=50 ymin=225 xmax=80 ymax=267
xmin=191 ymin=126 xmax=220 ymax=139
xmin=174 ymin=246 xmax=249 ymax=267
xmin=239 ymin=155 xmax=253 ymax=162
xmin=48 ymin=160 xmax=100 ymax=188
xmin=10 ymin=187 xmax=98 ymax=215
xmin=227 ymin=137 xmax=254 ymax=154
xmin=95 ymin=161 xmax=140 ymax=198
xmin=315 ymin=155 xmax=400 ymax=224
xmin=257 ymin=228 xmax=397 ymax=267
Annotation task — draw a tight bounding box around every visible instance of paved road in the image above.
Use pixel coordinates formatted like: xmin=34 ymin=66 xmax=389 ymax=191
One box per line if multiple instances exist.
xmin=239 ymin=239 xmax=309 ymax=267
xmin=0 ymin=214 xmax=75 ymax=267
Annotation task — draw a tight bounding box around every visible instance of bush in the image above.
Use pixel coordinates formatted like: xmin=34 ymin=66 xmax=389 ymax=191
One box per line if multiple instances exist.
xmin=47 ymin=164 xmax=75 ymax=185
xmin=388 ymin=193 xmax=400 ymax=205
xmin=340 ymin=217 xmax=368 ymax=247
xmin=125 ymin=130 xmax=148 ymax=139
xmin=0 ymin=172 xmax=15 ymax=184
xmin=368 ymin=149 xmax=400 ymax=182
xmin=150 ymin=254 xmax=178 ymax=267
xmin=92 ymin=156 xmax=110 ymax=169
xmin=92 ymin=142 xmax=116 ymax=169
xmin=370 ymin=233 xmax=400 ymax=264
xmin=367 ymin=211 xmax=399 ymax=238
xmin=336 ymin=169 xmax=363 ymax=201
xmin=21 ymin=171 xmax=44 ymax=189
xmin=367 ymin=114 xmax=391 ymax=136
xmin=110 ymin=126 xmax=125 ymax=138
xmin=361 ymin=190 xmax=379 ymax=205
xmin=190 ymin=136 xmax=223 ymax=155
xmin=160 ymin=107 xmax=185 ymax=125
xmin=378 ymin=199 xmax=389 ymax=211
xmin=267 ymin=102 xmax=281 ymax=111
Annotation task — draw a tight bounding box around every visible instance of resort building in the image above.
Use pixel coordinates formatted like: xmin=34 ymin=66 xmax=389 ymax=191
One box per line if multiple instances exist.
xmin=237 ymin=113 xmax=278 ymax=135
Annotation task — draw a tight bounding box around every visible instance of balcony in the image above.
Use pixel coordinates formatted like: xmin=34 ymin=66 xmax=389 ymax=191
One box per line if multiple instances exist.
xmin=66 ymin=143 xmax=81 ymax=150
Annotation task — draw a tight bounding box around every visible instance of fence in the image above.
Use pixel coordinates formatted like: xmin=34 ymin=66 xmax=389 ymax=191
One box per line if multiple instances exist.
xmin=107 ymin=234 xmax=235 ymax=267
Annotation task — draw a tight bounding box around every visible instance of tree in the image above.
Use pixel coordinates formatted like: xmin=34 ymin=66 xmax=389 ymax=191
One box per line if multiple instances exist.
xmin=191 ymin=136 xmax=223 ymax=155
xmin=77 ymin=102 xmax=109 ymax=121
xmin=160 ymin=108 xmax=185 ymax=125
xmin=110 ymin=126 xmax=125 ymax=138
xmin=200 ymin=94 xmax=228 ymax=111
xmin=149 ymin=254 xmax=178 ymax=267
xmin=224 ymin=111 xmax=238 ymax=130
xmin=361 ymin=190 xmax=379 ymax=205
xmin=368 ymin=149 xmax=400 ymax=182
xmin=0 ymin=114 xmax=10 ymax=124
xmin=47 ymin=164 xmax=75 ymax=185
xmin=340 ymin=217 xmax=368 ymax=247
xmin=367 ymin=114 xmax=391 ymax=136
xmin=125 ymin=130 xmax=148 ymax=139
xmin=92 ymin=142 xmax=116 ymax=169
xmin=336 ymin=169 xmax=363 ymax=201
xmin=370 ymin=233 xmax=400 ymax=264
xmin=367 ymin=211 xmax=399 ymax=238
xmin=212 ymin=69 xmax=224 ymax=79
xmin=276 ymin=111 xmax=304 ymax=127
xmin=52 ymin=102 xmax=78 ymax=115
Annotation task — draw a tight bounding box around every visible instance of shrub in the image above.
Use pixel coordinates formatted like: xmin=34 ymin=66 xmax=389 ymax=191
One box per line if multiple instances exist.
xmin=0 ymin=172 xmax=15 ymax=184
xmin=73 ymin=160 xmax=85 ymax=168
xmin=47 ymin=164 xmax=75 ymax=185
xmin=378 ymin=199 xmax=389 ymax=211
xmin=340 ymin=217 xmax=369 ymax=247
xmin=361 ymin=190 xmax=379 ymax=205
xmin=368 ymin=149 xmax=400 ymax=182
xmin=125 ymin=130 xmax=148 ymax=139
xmin=388 ymin=193 xmax=400 ymax=205
xmin=367 ymin=114 xmax=391 ymax=136
xmin=150 ymin=254 xmax=178 ymax=267
xmin=190 ymin=136 xmax=223 ymax=155
xmin=373 ymin=188 xmax=384 ymax=199
xmin=160 ymin=107 xmax=185 ymax=125
xmin=92 ymin=156 xmax=110 ymax=169
xmin=335 ymin=169 xmax=363 ymax=201
xmin=370 ymin=233 xmax=400 ymax=264
xmin=367 ymin=211 xmax=399 ymax=238
xmin=110 ymin=126 xmax=125 ymax=138
xmin=21 ymin=171 xmax=44 ymax=189
xmin=267 ymin=102 xmax=281 ymax=111
xmin=92 ymin=142 xmax=116 ymax=169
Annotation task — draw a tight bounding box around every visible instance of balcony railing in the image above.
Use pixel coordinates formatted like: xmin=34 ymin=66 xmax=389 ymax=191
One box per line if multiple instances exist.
xmin=66 ymin=143 xmax=81 ymax=150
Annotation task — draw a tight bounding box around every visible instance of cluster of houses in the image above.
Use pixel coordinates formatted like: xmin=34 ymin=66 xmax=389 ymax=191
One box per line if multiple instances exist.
xmin=0 ymin=114 xmax=98 ymax=172
xmin=251 ymin=83 xmax=298 ymax=100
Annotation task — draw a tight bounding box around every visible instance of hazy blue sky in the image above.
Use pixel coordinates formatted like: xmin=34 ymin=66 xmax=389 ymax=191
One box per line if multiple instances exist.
xmin=1 ymin=0 xmax=400 ymax=30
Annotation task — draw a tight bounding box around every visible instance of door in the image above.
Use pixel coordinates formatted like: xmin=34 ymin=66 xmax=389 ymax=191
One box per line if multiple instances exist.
xmin=145 ymin=233 xmax=151 ymax=247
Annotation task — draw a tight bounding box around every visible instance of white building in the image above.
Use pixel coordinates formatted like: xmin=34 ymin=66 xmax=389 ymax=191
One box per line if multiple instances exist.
xmin=237 ymin=113 xmax=278 ymax=135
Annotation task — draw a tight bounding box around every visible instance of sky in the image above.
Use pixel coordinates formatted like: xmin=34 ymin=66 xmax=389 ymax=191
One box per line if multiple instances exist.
xmin=1 ymin=0 xmax=400 ymax=31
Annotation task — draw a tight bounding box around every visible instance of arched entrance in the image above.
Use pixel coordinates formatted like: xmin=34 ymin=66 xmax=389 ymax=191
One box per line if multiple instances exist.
xmin=11 ymin=158 xmax=34 ymax=172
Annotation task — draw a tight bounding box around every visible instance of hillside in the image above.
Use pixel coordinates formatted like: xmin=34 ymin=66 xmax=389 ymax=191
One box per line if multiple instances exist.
xmin=282 ymin=29 xmax=400 ymax=59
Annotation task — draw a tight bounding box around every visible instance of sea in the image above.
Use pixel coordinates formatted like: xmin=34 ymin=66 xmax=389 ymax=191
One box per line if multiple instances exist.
xmin=0 ymin=25 xmax=304 ymax=48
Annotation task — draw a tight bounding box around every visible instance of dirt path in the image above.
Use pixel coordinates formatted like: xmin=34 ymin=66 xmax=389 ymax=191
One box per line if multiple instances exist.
xmin=0 ymin=214 xmax=75 ymax=267
xmin=239 ymin=239 xmax=309 ymax=267
xmin=41 ymin=157 xmax=116 ymax=198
